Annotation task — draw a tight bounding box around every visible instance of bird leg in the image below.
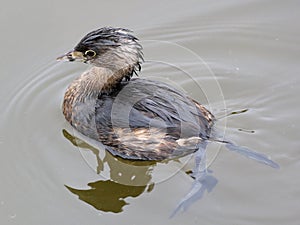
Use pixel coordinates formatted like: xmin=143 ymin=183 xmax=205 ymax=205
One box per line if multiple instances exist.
xmin=170 ymin=141 xmax=218 ymax=218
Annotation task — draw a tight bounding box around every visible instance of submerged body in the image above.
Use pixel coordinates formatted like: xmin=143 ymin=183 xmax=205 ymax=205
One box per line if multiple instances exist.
xmin=63 ymin=66 xmax=214 ymax=160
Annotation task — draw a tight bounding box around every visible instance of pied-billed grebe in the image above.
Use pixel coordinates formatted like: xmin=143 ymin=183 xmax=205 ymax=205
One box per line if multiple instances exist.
xmin=58 ymin=27 xmax=279 ymax=215
xmin=57 ymin=27 xmax=278 ymax=168
xmin=57 ymin=27 xmax=215 ymax=161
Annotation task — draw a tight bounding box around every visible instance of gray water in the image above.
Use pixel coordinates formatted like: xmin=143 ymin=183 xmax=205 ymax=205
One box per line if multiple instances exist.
xmin=1 ymin=0 xmax=300 ymax=224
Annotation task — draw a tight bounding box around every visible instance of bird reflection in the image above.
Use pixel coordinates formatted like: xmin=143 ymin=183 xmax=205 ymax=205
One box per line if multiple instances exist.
xmin=65 ymin=180 xmax=154 ymax=213
xmin=62 ymin=129 xmax=155 ymax=213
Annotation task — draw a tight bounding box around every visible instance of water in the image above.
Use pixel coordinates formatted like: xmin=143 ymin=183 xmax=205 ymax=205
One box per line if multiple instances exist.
xmin=1 ymin=0 xmax=300 ymax=224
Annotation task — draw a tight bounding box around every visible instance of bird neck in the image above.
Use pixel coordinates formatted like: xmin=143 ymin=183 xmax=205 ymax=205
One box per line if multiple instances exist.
xmin=78 ymin=66 xmax=133 ymax=95
xmin=63 ymin=66 xmax=133 ymax=124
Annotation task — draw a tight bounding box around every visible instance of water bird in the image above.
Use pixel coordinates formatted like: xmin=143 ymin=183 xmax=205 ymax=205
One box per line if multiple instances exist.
xmin=57 ymin=27 xmax=279 ymax=216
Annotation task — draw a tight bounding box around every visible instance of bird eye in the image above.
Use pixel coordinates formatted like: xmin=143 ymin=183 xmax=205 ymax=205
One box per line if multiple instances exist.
xmin=84 ymin=49 xmax=96 ymax=57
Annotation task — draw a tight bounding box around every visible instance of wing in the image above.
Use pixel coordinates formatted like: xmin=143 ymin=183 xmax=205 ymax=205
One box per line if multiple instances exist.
xmin=95 ymin=78 xmax=214 ymax=160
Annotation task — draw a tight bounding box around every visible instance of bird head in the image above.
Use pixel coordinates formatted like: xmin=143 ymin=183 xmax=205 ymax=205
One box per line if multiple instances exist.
xmin=57 ymin=27 xmax=143 ymax=72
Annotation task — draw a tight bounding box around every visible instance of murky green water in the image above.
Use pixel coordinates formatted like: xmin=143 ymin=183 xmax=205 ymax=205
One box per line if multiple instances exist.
xmin=1 ymin=1 xmax=300 ymax=224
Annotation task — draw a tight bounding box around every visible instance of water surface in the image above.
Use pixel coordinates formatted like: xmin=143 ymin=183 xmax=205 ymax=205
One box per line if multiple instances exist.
xmin=1 ymin=1 xmax=300 ymax=224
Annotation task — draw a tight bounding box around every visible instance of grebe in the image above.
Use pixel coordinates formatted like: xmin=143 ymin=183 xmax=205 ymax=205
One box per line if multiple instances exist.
xmin=57 ymin=27 xmax=279 ymax=215
xmin=57 ymin=27 xmax=215 ymax=161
